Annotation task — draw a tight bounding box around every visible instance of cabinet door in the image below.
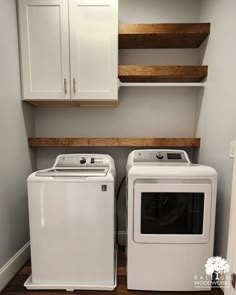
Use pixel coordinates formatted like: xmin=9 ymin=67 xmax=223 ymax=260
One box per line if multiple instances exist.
xmin=18 ymin=0 xmax=70 ymax=100
xmin=69 ymin=0 xmax=118 ymax=101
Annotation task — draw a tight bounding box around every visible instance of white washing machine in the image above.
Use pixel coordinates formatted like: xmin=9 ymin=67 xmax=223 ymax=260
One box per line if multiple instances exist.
xmin=127 ymin=150 xmax=217 ymax=291
xmin=25 ymin=154 xmax=116 ymax=291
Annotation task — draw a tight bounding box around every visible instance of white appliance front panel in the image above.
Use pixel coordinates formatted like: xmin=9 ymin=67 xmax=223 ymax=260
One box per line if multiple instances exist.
xmin=134 ymin=183 xmax=212 ymax=244
xmin=28 ymin=181 xmax=115 ymax=285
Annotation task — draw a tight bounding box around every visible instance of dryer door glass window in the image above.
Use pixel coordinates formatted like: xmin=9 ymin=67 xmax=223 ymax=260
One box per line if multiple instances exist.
xmin=141 ymin=192 xmax=204 ymax=235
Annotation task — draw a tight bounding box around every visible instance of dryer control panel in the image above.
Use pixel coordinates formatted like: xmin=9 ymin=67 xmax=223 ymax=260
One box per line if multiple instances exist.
xmin=133 ymin=150 xmax=191 ymax=164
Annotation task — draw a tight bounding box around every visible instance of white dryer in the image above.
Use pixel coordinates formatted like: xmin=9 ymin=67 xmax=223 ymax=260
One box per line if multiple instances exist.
xmin=127 ymin=150 xmax=217 ymax=291
xmin=25 ymin=154 xmax=116 ymax=291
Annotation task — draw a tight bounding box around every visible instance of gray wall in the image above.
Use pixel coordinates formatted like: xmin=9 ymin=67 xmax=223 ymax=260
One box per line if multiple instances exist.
xmin=35 ymin=0 xmax=201 ymax=233
xmin=0 ymin=0 xmax=35 ymax=268
xmin=196 ymin=0 xmax=236 ymax=257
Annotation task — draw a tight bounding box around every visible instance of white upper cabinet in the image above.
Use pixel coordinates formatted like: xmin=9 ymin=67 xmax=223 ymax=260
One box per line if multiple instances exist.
xmin=18 ymin=0 xmax=118 ymax=102
xmin=18 ymin=0 xmax=70 ymax=100
xmin=69 ymin=0 xmax=118 ymax=101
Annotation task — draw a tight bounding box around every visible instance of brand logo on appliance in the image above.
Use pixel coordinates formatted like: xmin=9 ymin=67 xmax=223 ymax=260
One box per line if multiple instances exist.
xmin=101 ymin=185 xmax=107 ymax=192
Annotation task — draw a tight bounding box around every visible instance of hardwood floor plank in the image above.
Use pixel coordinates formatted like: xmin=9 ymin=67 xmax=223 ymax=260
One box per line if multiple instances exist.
xmin=18 ymin=267 xmax=31 ymax=276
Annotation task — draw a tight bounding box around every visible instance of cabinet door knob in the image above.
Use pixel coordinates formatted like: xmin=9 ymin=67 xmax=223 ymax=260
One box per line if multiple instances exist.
xmin=73 ymin=78 xmax=76 ymax=95
xmin=64 ymin=78 xmax=67 ymax=95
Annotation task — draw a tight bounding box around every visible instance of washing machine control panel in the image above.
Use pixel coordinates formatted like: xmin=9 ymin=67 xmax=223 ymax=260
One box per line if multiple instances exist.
xmin=54 ymin=155 xmax=109 ymax=168
xmin=133 ymin=150 xmax=190 ymax=163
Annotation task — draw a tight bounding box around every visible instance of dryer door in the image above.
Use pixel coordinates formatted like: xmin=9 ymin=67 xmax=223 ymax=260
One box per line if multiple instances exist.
xmin=133 ymin=183 xmax=212 ymax=244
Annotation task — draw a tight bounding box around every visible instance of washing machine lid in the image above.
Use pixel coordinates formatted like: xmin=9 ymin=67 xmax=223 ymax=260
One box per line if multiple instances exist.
xmin=35 ymin=154 xmax=112 ymax=177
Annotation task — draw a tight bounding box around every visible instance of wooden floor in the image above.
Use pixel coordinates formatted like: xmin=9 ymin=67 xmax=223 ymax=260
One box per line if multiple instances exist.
xmin=2 ymin=251 xmax=222 ymax=295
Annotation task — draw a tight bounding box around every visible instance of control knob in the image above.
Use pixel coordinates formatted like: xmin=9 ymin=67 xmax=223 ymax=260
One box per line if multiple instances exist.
xmin=80 ymin=157 xmax=86 ymax=164
xmin=156 ymin=153 xmax=164 ymax=160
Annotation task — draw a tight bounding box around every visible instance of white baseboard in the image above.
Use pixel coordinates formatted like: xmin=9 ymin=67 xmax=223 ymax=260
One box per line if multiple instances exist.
xmin=118 ymin=231 xmax=127 ymax=246
xmin=0 ymin=241 xmax=30 ymax=291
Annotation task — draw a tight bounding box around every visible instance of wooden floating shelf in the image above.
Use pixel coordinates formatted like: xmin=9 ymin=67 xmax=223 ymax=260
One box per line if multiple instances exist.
xmin=28 ymin=138 xmax=201 ymax=148
xmin=119 ymin=23 xmax=210 ymax=49
xmin=118 ymin=66 xmax=208 ymax=83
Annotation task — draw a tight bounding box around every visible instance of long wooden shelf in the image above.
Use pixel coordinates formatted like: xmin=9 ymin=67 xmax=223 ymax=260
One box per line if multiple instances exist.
xmin=118 ymin=66 xmax=207 ymax=83
xmin=28 ymin=138 xmax=200 ymax=147
xmin=119 ymin=23 xmax=210 ymax=49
